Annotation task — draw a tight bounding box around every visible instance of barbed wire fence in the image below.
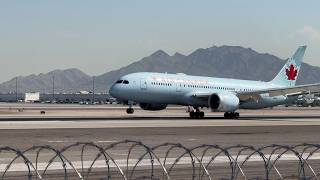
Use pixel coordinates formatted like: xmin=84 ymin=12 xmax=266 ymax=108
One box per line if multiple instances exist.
xmin=0 ymin=140 xmax=320 ymax=179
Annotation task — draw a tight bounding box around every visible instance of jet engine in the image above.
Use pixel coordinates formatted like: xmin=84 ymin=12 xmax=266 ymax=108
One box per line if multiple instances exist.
xmin=208 ymin=93 xmax=239 ymax=112
xmin=139 ymin=103 xmax=167 ymax=111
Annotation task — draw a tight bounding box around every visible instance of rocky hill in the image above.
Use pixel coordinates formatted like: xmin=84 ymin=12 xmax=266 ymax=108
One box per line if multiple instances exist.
xmin=1 ymin=45 xmax=320 ymax=93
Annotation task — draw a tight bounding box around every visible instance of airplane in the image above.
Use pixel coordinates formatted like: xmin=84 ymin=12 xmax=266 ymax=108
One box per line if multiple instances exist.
xmin=109 ymin=46 xmax=320 ymax=119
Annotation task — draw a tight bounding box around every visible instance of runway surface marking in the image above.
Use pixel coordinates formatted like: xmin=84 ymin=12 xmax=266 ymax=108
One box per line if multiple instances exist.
xmin=47 ymin=140 xmax=67 ymax=143
xmin=1 ymin=119 xmax=320 ymax=129
xmin=96 ymin=140 xmax=118 ymax=143
xmin=0 ymin=153 xmax=318 ymax=172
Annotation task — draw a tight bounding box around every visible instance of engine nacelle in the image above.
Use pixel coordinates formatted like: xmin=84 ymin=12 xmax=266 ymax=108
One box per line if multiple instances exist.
xmin=208 ymin=93 xmax=239 ymax=112
xmin=139 ymin=103 xmax=167 ymax=111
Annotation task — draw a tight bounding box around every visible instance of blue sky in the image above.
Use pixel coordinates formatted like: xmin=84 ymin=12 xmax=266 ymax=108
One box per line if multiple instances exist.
xmin=0 ymin=0 xmax=319 ymax=82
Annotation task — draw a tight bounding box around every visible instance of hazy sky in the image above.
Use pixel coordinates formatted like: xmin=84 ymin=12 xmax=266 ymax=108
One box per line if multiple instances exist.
xmin=0 ymin=0 xmax=319 ymax=82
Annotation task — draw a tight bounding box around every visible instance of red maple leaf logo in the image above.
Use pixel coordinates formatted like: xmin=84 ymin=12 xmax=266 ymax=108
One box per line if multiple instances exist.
xmin=285 ymin=64 xmax=298 ymax=80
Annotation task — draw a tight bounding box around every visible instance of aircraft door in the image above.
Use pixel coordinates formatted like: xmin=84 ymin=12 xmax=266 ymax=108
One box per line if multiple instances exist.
xmin=176 ymin=83 xmax=182 ymax=92
xmin=140 ymin=79 xmax=147 ymax=90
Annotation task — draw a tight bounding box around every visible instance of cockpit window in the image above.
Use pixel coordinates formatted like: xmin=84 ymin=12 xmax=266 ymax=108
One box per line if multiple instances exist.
xmin=115 ymin=80 xmax=129 ymax=84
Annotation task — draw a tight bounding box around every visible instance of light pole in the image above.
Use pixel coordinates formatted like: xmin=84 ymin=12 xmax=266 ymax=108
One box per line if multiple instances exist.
xmin=15 ymin=77 xmax=18 ymax=102
xmin=92 ymin=76 xmax=95 ymax=104
xmin=52 ymin=75 xmax=55 ymax=103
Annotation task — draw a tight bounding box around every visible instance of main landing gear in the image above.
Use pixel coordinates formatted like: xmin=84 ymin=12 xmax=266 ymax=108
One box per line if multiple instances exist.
xmin=224 ymin=112 xmax=240 ymax=119
xmin=126 ymin=101 xmax=134 ymax=114
xmin=189 ymin=108 xmax=205 ymax=119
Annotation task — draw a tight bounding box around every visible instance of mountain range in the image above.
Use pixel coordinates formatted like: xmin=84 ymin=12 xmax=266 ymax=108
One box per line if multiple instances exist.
xmin=1 ymin=45 xmax=320 ymax=93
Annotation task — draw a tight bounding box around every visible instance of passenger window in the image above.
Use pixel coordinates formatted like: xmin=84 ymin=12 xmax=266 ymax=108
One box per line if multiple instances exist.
xmin=123 ymin=80 xmax=129 ymax=84
xmin=116 ymin=80 xmax=123 ymax=84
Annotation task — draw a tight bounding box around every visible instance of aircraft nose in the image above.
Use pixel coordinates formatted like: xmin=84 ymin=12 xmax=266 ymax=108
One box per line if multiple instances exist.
xmin=109 ymin=85 xmax=117 ymax=98
xmin=109 ymin=83 xmax=124 ymax=99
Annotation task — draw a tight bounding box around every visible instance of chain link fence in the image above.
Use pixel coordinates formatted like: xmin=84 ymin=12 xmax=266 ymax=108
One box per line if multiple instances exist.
xmin=0 ymin=140 xmax=320 ymax=179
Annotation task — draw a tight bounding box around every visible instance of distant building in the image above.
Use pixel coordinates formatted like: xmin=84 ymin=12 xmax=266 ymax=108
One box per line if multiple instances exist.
xmin=78 ymin=91 xmax=90 ymax=94
xmin=0 ymin=93 xmax=115 ymax=104
xmin=25 ymin=92 xmax=40 ymax=103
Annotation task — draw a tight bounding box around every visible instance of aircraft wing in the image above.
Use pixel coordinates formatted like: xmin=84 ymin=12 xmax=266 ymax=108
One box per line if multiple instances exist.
xmin=192 ymin=83 xmax=320 ymax=101
xmin=238 ymin=83 xmax=320 ymax=100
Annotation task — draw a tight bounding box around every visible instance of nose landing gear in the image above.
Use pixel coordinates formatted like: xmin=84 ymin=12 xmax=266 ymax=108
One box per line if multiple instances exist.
xmin=224 ymin=112 xmax=240 ymax=119
xmin=189 ymin=107 xmax=205 ymax=119
xmin=126 ymin=108 xmax=134 ymax=114
xmin=126 ymin=101 xmax=134 ymax=114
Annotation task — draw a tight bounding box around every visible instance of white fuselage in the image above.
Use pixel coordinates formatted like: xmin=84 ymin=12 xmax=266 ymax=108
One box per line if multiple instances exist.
xmin=109 ymin=72 xmax=297 ymax=110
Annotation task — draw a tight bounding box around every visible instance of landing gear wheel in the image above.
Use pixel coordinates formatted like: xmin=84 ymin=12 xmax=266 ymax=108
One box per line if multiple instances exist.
xmin=189 ymin=109 xmax=205 ymax=119
xmin=224 ymin=112 xmax=240 ymax=119
xmin=234 ymin=112 xmax=240 ymax=119
xmin=199 ymin=111 xmax=205 ymax=119
xmin=224 ymin=112 xmax=230 ymax=119
xmin=126 ymin=108 xmax=134 ymax=114
xmin=189 ymin=111 xmax=195 ymax=119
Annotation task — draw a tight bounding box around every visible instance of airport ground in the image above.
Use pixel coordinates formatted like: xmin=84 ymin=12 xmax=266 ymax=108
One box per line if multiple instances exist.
xmin=0 ymin=103 xmax=320 ymax=179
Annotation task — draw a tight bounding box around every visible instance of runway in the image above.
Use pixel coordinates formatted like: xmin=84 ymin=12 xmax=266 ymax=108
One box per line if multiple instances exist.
xmin=0 ymin=104 xmax=320 ymax=146
xmin=1 ymin=104 xmax=320 ymax=129
xmin=0 ymin=104 xmax=320 ymax=179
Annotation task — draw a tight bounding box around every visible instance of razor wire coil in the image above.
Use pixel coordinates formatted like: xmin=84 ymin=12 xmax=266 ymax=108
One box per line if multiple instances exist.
xmin=0 ymin=141 xmax=320 ymax=179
